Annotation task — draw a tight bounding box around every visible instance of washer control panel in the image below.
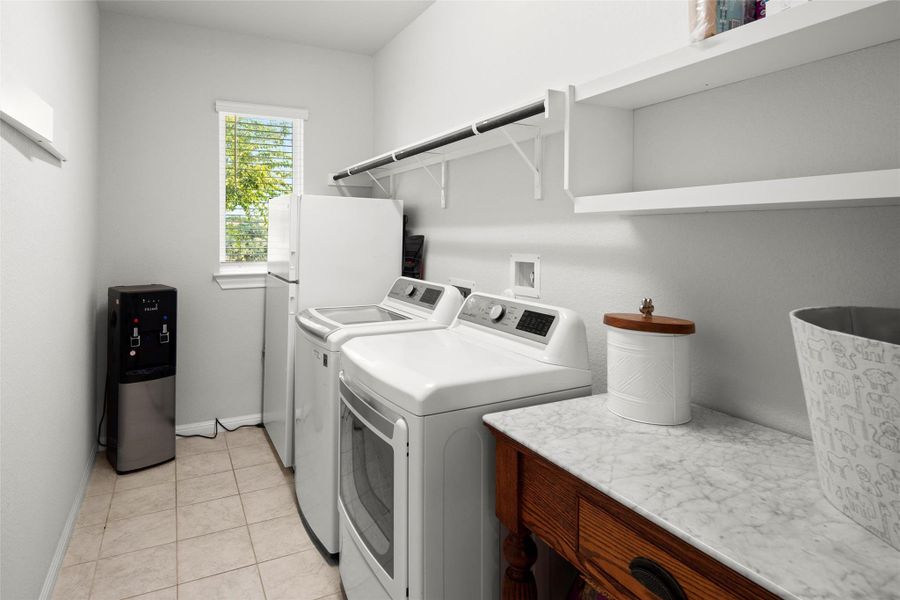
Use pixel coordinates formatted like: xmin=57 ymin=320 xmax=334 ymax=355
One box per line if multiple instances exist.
xmin=457 ymin=295 xmax=558 ymax=343
xmin=386 ymin=278 xmax=445 ymax=310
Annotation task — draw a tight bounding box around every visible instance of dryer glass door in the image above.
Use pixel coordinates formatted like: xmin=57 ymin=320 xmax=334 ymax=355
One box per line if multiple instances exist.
xmin=339 ymin=377 xmax=407 ymax=597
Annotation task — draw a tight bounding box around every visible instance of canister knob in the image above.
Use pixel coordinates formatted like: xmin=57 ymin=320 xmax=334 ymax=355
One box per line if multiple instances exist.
xmin=640 ymin=298 xmax=655 ymax=317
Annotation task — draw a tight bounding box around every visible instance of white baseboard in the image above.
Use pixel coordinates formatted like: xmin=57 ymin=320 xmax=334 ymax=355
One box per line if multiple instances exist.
xmin=175 ymin=413 xmax=262 ymax=437
xmin=39 ymin=446 xmax=97 ymax=600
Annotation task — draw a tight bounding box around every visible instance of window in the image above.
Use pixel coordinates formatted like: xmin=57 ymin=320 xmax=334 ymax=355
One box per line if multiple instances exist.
xmin=216 ymin=101 xmax=306 ymax=269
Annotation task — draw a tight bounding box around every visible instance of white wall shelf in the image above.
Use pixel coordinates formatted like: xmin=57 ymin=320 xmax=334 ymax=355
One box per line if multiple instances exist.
xmin=576 ymin=0 xmax=900 ymax=110
xmin=331 ymin=90 xmax=566 ymax=201
xmin=572 ymin=169 xmax=900 ymax=215
xmin=0 ymin=80 xmax=66 ymax=162
xmin=566 ymin=0 xmax=900 ymax=215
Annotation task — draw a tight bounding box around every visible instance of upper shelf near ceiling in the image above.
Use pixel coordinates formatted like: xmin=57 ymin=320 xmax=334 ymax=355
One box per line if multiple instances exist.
xmin=564 ymin=0 xmax=900 ymax=214
xmin=331 ymin=0 xmax=900 ymax=213
xmin=330 ymin=89 xmax=566 ymax=186
xmin=575 ymin=0 xmax=900 ymax=109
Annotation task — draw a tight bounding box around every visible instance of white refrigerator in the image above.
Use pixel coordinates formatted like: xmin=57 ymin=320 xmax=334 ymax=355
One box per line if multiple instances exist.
xmin=264 ymin=193 xmax=403 ymax=467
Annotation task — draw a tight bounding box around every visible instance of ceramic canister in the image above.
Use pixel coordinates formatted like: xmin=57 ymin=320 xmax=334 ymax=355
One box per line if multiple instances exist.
xmin=604 ymin=299 xmax=696 ymax=425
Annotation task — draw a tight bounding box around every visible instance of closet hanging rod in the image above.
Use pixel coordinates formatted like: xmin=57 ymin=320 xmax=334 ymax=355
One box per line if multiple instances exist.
xmin=332 ymin=99 xmax=547 ymax=181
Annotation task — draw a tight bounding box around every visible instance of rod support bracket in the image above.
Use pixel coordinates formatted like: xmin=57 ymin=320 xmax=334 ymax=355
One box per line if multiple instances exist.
xmin=366 ymin=171 xmax=391 ymax=197
xmin=501 ymin=128 xmax=542 ymax=200
xmin=414 ymin=155 xmax=448 ymax=209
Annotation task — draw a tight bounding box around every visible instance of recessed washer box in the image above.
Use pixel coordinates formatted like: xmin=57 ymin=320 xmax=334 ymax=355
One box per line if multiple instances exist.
xmin=510 ymin=253 xmax=540 ymax=298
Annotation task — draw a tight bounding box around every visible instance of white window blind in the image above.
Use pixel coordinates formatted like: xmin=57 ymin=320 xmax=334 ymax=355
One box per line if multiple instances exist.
xmin=217 ymin=101 xmax=305 ymax=265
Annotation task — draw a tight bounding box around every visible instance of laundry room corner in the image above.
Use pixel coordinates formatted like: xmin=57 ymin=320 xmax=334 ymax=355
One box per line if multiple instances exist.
xmin=95 ymin=11 xmax=377 ymax=427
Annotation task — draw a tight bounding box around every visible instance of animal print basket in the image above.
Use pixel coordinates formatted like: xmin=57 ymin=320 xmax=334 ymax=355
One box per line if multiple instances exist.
xmin=791 ymin=307 xmax=900 ymax=550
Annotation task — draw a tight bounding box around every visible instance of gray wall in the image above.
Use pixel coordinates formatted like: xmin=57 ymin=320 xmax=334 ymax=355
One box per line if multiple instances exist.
xmin=1 ymin=2 xmax=100 ymax=598
xmin=98 ymin=12 xmax=375 ymax=425
xmin=375 ymin=4 xmax=900 ymax=438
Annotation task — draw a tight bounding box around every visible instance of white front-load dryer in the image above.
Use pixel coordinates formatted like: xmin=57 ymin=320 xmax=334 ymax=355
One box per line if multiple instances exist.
xmin=293 ymin=277 xmax=463 ymax=554
xmin=337 ymin=293 xmax=592 ymax=600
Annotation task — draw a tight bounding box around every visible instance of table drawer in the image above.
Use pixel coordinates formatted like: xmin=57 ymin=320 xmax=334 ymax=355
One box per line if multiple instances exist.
xmin=577 ymin=497 xmax=750 ymax=600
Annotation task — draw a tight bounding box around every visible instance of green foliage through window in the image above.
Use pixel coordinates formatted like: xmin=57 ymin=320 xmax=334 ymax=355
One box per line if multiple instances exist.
xmin=224 ymin=114 xmax=294 ymax=262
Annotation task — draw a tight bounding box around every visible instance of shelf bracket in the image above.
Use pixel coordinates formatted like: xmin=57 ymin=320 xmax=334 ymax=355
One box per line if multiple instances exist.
xmin=366 ymin=171 xmax=391 ymax=197
xmin=501 ymin=128 xmax=542 ymax=200
xmin=563 ymin=84 xmax=576 ymax=203
xmin=414 ymin=155 xmax=447 ymax=209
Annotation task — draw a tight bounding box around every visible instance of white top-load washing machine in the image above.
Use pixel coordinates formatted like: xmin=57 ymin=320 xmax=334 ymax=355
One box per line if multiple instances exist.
xmin=336 ymin=292 xmax=592 ymax=600
xmin=293 ymin=277 xmax=464 ymax=554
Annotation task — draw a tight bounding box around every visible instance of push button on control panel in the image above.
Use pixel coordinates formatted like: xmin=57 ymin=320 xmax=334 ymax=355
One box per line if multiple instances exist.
xmin=159 ymin=323 xmax=170 ymax=344
xmin=515 ymin=310 xmax=556 ymax=337
xmin=130 ymin=326 xmax=141 ymax=348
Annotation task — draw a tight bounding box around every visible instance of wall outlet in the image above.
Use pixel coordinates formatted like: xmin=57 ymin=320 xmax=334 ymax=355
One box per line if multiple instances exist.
xmin=510 ymin=253 xmax=541 ymax=298
xmin=449 ymin=277 xmax=476 ymax=298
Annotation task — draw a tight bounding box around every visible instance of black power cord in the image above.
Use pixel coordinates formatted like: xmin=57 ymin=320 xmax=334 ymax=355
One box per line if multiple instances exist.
xmin=176 ymin=419 xmax=263 ymax=440
xmin=97 ymin=376 xmax=109 ymax=448
xmin=98 ymin=369 xmax=261 ymax=444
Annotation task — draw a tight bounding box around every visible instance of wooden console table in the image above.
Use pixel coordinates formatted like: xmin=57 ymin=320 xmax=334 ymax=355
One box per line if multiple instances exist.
xmin=484 ymin=395 xmax=898 ymax=600
xmin=488 ymin=426 xmax=780 ymax=600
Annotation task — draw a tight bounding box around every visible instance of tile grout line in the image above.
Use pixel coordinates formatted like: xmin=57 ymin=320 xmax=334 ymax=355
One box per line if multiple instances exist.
xmin=86 ymin=456 xmax=103 ymax=600
xmin=105 ymin=498 xmax=176 ymax=525
xmin=173 ymin=548 xmax=327 ymax=597
xmin=236 ymin=428 xmax=280 ymax=600
xmin=67 ymin=433 xmax=283 ymax=598
xmin=119 ymin=580 xmax=176 ymax=600
xmin=231 ymin=451 xmax=269 ymax=600
xmin=177 ymin=434 xmax=267 ymax=594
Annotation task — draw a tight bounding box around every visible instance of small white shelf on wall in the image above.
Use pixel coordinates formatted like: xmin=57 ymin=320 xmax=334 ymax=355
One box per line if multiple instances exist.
xmin=573 ymin=169 xmax=900 ymax=215
xmin=331 ymin=90 xmax=566 ymax=203
xmin=0 ymin=80 xmax=66 ymax=162
xmin=565 ymin=0 xmax=900 ymax=214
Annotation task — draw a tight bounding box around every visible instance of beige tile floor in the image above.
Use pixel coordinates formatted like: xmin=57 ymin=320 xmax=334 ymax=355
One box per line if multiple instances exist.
xmin=53 ymin=427 xmax=344 ymax=600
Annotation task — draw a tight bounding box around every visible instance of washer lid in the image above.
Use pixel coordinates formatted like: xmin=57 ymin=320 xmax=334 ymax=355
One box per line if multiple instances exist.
xmin=317 ymin=305 xmax=409 ymax=325
xmin=340 ymin=329 xmax=592 ymax=416
xmin=297 ymin=279 xmax=464 ymax=344
xmin=298 ymin=305 xmax=411 ymax=341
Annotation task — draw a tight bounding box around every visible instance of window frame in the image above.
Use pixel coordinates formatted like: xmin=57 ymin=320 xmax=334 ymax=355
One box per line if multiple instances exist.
xmin=214 ymin=100 xmax=306 ymax=288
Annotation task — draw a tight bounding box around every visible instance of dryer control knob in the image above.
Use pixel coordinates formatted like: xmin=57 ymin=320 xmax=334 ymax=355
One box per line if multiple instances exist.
xmin=405 ymin=284 xmax=416 ymax=297
xmin=489 ymin=304 xmax=506 ymax=322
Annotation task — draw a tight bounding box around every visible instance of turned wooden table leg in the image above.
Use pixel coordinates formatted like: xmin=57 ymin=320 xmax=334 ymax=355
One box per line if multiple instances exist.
xmin=502 ymin=529 xmax=538 ymax=600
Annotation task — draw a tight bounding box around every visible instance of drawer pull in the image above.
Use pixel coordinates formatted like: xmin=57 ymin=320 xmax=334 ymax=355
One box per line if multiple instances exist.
xmin=628 ymin=557 xmax=687 ymax=600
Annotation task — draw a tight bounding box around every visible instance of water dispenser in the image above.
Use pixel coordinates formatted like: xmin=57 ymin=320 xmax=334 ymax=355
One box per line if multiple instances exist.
xmin=106 ymin=284 xmax=177 ymax=473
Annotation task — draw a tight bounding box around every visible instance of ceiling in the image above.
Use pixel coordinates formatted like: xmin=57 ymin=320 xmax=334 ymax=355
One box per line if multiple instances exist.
xmin=98 ymin=0 xmax=434 ymax=55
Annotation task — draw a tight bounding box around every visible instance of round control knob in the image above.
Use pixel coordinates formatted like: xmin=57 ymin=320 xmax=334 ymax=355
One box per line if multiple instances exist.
xmin=404 ymin=284 xmax=416 ymax=297
xmin=489 ymin=304 xmax=506 ymax=322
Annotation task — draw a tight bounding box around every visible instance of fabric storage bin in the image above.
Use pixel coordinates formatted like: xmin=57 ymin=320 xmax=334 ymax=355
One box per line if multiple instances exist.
xmin=790 ymin=306 xmax=900 ymax=551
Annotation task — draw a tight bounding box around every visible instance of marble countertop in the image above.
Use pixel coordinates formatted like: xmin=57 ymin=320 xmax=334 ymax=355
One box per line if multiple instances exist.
xmin=483 ymin=394 xmax=899 ymax=600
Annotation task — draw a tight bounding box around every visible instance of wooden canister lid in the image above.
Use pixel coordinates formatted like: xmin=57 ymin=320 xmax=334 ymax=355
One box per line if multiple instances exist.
xmin=604 ymin=313 xmax=695 ymax=335
xmin=604 ymin=298 xmax=695 ymax=335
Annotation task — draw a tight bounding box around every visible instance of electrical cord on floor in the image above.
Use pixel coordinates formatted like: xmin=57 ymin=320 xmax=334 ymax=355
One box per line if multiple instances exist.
xmin=99 ymin=368 xmax=261 ymax=442
xmin=96 ymin=376 xmax=109 ymax=448
xmin=176 ymin=419 xmax=263 ymax=440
